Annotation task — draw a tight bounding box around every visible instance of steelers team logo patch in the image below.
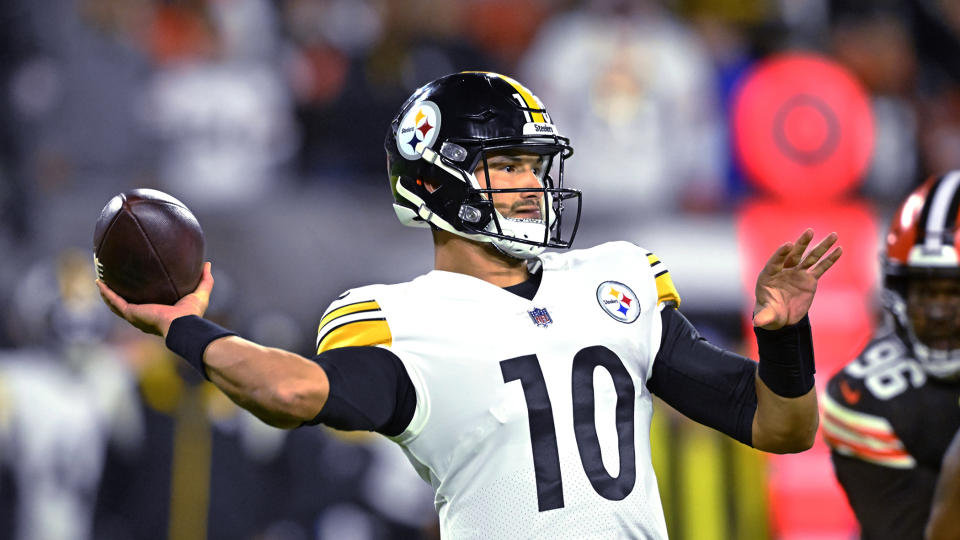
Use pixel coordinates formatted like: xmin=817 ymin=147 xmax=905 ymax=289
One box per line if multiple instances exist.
xmin=397 ymin=100 xmax=441 ymax=160
xmin=597 ymin=281 xmax=640 ymax=323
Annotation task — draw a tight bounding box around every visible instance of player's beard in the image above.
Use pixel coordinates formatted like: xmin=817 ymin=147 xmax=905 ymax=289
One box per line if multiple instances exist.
xmin=506 ymin=198 xmax=544 ymax=222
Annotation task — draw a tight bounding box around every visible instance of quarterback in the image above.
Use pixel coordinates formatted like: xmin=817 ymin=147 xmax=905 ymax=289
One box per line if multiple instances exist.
xmin=99 ymin=72 xmax=841 ymax=539
xmin=824 ymin=173 xmax=960 ymax=540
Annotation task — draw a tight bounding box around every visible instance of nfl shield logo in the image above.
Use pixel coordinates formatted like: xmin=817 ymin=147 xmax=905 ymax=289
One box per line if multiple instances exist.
xmin=528 ymin=307 xmax=553 ymax=328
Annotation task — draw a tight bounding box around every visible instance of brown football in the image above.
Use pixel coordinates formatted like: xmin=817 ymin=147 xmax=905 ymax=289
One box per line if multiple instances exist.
xmin=93 ymin=189 xmax=205 ymax=305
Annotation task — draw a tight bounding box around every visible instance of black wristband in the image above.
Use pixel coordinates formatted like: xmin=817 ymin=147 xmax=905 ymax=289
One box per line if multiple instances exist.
xmin=165 ymin=315 xmax=237 ymax=380
xmin=754 ymin=314 xmax=815 ymax=398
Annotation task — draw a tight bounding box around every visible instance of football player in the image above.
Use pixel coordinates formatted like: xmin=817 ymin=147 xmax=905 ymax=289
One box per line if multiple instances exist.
xmin=927 ymin=426 xmax=960 ymax=540
xmin=98 ymin=71 xmax=841 ymax=539
xmin=823 ymin=173 xmax=960 ymax=540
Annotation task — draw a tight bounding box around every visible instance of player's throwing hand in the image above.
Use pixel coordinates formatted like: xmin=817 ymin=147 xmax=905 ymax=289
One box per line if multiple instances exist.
xmin=97 ymin=262 xmax=214 ymax=337
xmin=753 ymin=229 xmax=842 ymax=330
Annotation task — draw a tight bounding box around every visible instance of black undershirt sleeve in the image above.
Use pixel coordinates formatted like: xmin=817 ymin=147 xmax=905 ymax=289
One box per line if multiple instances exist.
xmin=304 ymin=346 xmax=416 ymax=437
xmin=646 ymin=306 xmax=758 ymax=446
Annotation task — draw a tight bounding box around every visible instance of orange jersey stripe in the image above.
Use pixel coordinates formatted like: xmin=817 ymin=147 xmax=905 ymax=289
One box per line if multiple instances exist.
xmin=823 ymin=431 xmax=911 ymax=462
xmin=822 ymin=407 xmax=901 ymax=443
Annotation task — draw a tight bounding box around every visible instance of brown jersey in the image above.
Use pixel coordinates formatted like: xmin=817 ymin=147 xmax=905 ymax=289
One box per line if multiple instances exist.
xmin=823 ymin=331 xmax=960 ymax=540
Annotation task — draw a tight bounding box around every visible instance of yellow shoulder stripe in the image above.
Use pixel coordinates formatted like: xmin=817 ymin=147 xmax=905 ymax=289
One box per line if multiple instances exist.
xmin=647 ymin=251 xmax=680 ymax=306
xmin=317 ymin=319 xmax=392 ymax=354
xmin=317 ymin=300 xmax=381 ymax=335
xmin=655 ymin=271 xmax=681 ymax=306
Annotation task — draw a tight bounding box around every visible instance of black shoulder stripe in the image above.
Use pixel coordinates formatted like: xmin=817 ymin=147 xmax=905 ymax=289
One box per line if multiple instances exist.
xmin=322 ymin=299 xmax=380 ymax=317
xmin=320 ymin=317 xmax=387 ymax=339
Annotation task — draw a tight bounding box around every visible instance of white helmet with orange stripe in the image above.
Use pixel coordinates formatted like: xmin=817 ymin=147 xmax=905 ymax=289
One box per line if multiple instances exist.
xmin=884 ymin=170 xmax=960 ymax=379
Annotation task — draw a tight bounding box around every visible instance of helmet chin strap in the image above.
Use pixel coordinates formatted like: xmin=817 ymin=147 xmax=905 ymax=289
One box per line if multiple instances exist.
xmin=490 ymin=221 xmax=547 ymax=259
xmin=395 ymin=172 xmax=545 ymax=259
xmin=882 ymin=289 xmax=960 ymax=380
xmin=912 ymin=343 xmax=960 ymax=380
xmin=479 ymin=168 xmax=554 ymax=260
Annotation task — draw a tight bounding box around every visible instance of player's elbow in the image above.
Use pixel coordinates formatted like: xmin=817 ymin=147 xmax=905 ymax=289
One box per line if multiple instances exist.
xmin=270 ymin=378 xmax=326 ymax=423
xmin=794 ymin=423 xmax=818 ymax=452
xmin=237 ymin=379 xmax=325 ymax=429
xmin=768 ymin=431 xmax=817 ymax=454
xmin=757 ymin=418 xmax=818 ymax=454
xmin=753 ymin=411 xmax=819 ymax=454
xmin=753 ymin=385 xmax=819 ymax=453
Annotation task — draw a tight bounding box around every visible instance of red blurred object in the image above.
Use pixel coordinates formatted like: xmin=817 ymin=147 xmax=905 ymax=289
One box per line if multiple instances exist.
xmin=293 ymin=45 xmax=349 ymax=104
xmin=463 ymin=0 xmax=549 ymax=66
xmin=736 ymin=200 xmax=879 ymax=329
xmin=737 ymin=201 xmax=879 ymax=538
xmin=147 ymin=5 xmax=218 ymax=64
xmin=732 ymin=53 xmax=874 ymax=202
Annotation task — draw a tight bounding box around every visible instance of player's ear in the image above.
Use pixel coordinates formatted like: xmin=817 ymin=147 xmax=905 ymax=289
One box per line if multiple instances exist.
xmin=418 ymin=178 xmax=440 ymax=193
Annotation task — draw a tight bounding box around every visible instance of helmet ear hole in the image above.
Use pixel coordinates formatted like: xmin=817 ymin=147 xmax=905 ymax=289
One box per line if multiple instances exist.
xmin=403 ymin=175 xmax=437 ymax=200
xmin=421 ymin=178 xmax=441 ymax=194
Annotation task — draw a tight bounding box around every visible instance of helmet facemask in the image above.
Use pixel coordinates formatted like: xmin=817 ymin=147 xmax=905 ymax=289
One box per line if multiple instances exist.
xmin=462 ymin=145 xmax=579 ymax=259
xmin=883 ymin=270 xmax=960 ymax=380
xmin=395 ymin=134 xmax=581 ymax=260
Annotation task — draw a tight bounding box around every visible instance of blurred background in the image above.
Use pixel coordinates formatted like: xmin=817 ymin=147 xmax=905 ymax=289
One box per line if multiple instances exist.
xmin=1 ymin=0 xmax=958 ymax=539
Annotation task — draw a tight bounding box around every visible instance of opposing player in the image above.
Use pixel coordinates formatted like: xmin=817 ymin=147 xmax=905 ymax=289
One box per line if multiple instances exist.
xmin=823 ymin=173 xmax=960 ymax=540
xmin=927 ymin=426 xmax=960 ymax=540
xmin=98 ymin=72 xmax=841 ymax=538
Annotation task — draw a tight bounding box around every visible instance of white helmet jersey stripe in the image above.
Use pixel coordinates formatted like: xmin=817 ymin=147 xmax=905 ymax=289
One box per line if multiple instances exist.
xmin=492 ymin=72 xmax=547 ymax=122
xmin=512 ymin=94 xmax=533 ymax=122
xmin=924 ymin=170 xmax=960 ymax=252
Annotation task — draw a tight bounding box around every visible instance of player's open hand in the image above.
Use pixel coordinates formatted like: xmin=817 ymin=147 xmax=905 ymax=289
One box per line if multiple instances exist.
xmin=97 ymin=262 xmax=214 ymax=337
xmin=753 ymin=229 xmax=841 ymax=330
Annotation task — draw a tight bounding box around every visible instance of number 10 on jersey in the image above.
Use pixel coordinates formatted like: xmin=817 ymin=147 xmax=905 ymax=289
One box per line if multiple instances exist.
xmin=500 ymin=345 xmax=638 ymax=512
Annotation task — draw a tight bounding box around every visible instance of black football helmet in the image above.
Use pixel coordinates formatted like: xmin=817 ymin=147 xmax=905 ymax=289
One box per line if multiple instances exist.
xmin=883 ymin=170 xmax=960 ymax=379
xmin=385 ymin=71 xmax=581 ymax=259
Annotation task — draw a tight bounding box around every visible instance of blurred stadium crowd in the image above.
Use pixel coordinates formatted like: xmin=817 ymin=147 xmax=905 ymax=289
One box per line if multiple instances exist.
xmin=1 ymin=0 xmax=959 ymax=539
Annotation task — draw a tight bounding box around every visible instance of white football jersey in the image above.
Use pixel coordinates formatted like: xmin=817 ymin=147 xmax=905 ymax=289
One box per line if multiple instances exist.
xmin=315 ymin=242 xmax=680 ymax=539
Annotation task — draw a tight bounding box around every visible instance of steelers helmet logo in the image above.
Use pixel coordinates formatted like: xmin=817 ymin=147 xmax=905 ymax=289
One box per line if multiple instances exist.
xmin=397 ymin=100 xmax=442 ymax=160
xmin=596 ymin=281 xmax=641 ymax=323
